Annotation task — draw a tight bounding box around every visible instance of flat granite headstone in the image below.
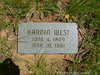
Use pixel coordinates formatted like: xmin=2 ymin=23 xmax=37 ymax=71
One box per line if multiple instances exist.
xmin=18 ymin=22 xmax=78 ymax=53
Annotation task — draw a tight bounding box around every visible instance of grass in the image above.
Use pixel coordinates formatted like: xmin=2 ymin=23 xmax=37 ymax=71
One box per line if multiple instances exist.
xmin=1 ymin=0 xmax=32 ymax=17
xmin=0 ymin=4 xmax=8 ymax=31
xmin=32 ymin=55 xmax=47 ymax=75
xmin=0 ymin=0 xmax=99 ymax=75
xmin=0 ymin=38 xmax=12 ymax=63
xmin=65 ymin=0 xmax=100 ymax=74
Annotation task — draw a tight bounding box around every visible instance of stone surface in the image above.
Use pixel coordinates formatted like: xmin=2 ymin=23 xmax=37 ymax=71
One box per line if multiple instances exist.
xmin=18 ymin=22 xmax=78 ymax=53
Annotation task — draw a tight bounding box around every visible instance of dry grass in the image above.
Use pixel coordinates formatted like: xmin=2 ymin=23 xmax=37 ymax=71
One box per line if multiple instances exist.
xmin=0 ymin=0 xmax=99 ymax=75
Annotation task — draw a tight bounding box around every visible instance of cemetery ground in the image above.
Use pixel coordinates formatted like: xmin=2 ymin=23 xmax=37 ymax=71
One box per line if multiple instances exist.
xmin=0 ymin=0 xmax=100 ymax=75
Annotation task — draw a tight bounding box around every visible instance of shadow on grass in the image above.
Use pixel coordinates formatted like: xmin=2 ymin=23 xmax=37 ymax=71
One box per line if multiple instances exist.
xmin=0 ymin=58 xmax=20 ymax=75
